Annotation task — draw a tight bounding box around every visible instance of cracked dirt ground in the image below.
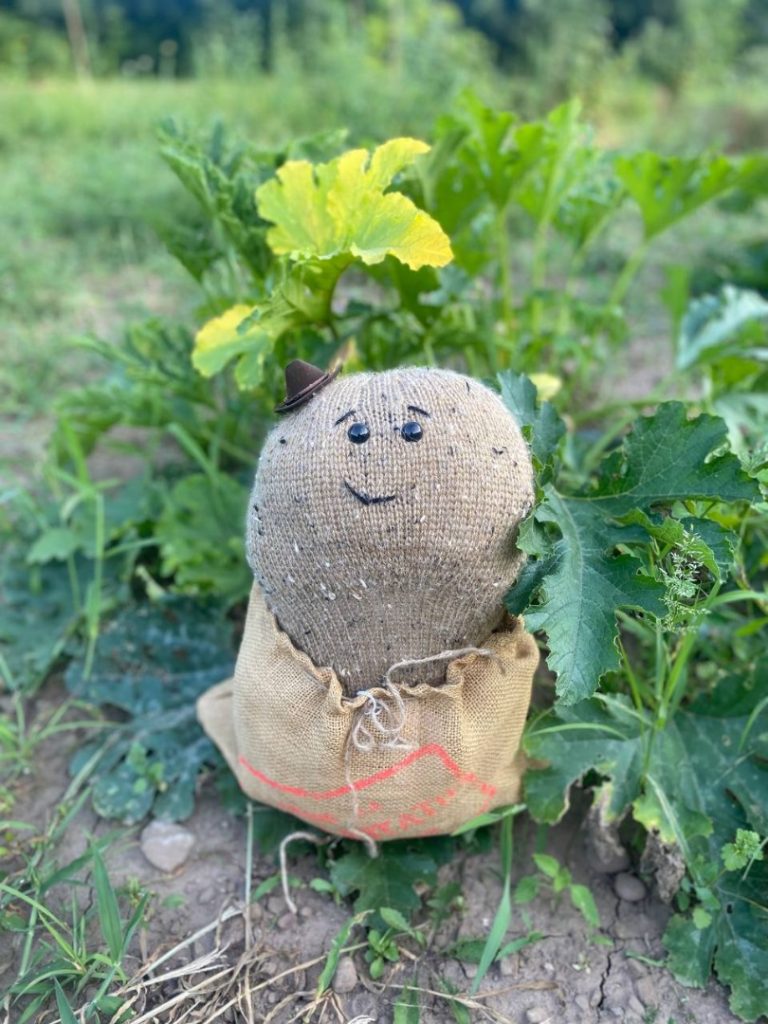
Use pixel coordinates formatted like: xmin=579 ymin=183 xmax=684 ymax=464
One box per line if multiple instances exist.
xmin=0 ymin=692 xmax=746 ymax=1024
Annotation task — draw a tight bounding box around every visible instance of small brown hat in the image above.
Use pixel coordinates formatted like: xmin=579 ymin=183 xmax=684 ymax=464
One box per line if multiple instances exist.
xmin=275 ymin=360 xmax=340 ymax=414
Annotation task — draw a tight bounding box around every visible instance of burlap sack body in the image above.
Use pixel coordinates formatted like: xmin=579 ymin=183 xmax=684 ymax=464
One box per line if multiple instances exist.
xmin=198 ymin=584 xmax=539 ymax=841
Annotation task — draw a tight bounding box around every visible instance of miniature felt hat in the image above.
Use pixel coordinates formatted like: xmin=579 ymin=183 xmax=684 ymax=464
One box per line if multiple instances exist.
xmin=275 ymin=359 xmax=340 ymax=413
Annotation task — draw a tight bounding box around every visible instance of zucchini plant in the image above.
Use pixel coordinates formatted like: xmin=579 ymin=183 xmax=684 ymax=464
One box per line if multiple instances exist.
xmin=6 ymin=91 xmax=766 ymax=1020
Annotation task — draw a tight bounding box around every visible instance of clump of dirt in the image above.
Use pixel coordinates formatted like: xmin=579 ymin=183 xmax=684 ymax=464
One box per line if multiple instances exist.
xmin=0 ymin=685 xmax=745 ymax=1024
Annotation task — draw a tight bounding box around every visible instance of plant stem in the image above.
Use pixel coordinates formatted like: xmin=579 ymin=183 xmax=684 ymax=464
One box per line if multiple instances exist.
xmin=82 ymin=491 xmax=106 ymax=682
xmin=608 ymin=241 xmax=650 ymax=308
xmin=662 ymin=580 xmax=722 ymax=723
xmin=618 ymin=638 xmax=645 ymax=711
xmin=496 ymin=206 xmax=513 ymax=341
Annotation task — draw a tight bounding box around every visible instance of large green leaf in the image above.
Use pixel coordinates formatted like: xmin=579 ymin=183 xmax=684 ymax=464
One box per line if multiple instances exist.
xmin=587 ymin=403 xmax=759 ymax=516
xmin=498 ymin=369 xmax=565 ymax=474
xmin=0 ymin=548 xmax=82 ymax=691
xmin=512 ymin=101 xmax=602 ymax=228
xmin=255 ymin=139 xmax=452 ymax=270
xmin=155 ymin=473 xmax=251 ymax=602
xmin=523 ymin=489 xmax=665 ymax=703
xmin=66 ymin=596 xmax=235 ymax=823
xmin=518 ymin=400 xmax=758 ymax=704
xmin=428 ymin=91 xmax=520 ymax=212
xmin=615 ymin=152 xmax=741 ymax=240
xmin=329 ymin=843 xmax=441 ymax=915
xmin=676 ymin=286 xmax=768 ymax=371
xmin=553 ymin=170 xmax=625 ymax=252
xmin=525 ymin=697 xmax=645 ymax=823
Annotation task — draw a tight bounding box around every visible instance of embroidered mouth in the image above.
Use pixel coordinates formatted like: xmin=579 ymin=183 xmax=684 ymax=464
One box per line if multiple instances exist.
xmin=344 ymin=480 xmax=397 ymax=507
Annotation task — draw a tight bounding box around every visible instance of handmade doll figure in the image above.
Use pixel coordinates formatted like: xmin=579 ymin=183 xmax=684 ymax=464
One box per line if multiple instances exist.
xmin=247 ymin=361 xmax=535 ymax=694
xmin=198 ymin=361 xmax=539 ymax=843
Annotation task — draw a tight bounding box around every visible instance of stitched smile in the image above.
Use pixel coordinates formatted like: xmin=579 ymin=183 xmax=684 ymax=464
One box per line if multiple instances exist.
xmin=344 ymin=480 xmax=397 ymax=506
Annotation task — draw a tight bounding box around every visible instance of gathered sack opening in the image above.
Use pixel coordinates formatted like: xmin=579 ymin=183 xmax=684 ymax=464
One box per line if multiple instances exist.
xmin=198 ymin=584 xmax=538 ymax=843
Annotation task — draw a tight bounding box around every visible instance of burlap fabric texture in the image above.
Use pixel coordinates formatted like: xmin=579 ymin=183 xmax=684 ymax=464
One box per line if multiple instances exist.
xmin=247 ymin=367 xmax=535 ymax=695
xmin=197 ymin=584 xmax=539 ymax=841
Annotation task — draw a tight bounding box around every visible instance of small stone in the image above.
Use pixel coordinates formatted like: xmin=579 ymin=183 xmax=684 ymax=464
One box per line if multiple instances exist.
xmin=574 ymin=994 xmax=590 ymax=1012
xmin=635 ymin=976 xmax=657 ymax=1005
xmin=499 ymin=956 xmax=516 ymax=976
xmin=332 ymin=955 xmax=358 ymax=995
xmin=614 ymin=872 xmax=646 ymax=902
xmin=140 ymin=821 xmax=194 ymax=873
xmin=464 ymin=963 xmax=477 ymax=979
xmin=543 ymin=961 xmax=555 ymax=974
xmin=267 ymin=894 xmax=285 ymax=915
xmin=277 ymin=912 xmax=295 ymax=929
xmin=525 ymin=1007 xmax=549 ymax=1024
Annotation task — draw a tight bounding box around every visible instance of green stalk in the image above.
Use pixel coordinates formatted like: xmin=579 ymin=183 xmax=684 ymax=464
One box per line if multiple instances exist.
xmin=654 ymin=620 xmax=666 ymax=707
xmin=618 ymin=637 xmax=645 ymax=712
xmin=608 ymin=241 xmax=650 ymax=308
xmin=662 ymin=580 xmax=723 ymax=724
xmin=82 ymin=491 xmax=105 ymax=682
xmin=529 ymin=217 xmax=549 ymax=337
xmin=495 ymin=206 xmax=513 ymax=340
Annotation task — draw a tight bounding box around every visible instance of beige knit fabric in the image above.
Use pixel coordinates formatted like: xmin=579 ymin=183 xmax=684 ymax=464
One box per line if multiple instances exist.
xmin=247 ymin=367 xmax=534 ymax=695
xmin=197 ymin=584 xmax=539 ymax=840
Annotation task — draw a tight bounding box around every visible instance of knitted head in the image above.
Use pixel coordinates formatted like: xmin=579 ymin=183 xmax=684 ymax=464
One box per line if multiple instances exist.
xmin=247 ymin=366 xmax=534 ymax=694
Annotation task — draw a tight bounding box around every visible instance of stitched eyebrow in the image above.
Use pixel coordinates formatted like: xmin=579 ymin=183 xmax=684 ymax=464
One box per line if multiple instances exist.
xmin=407 ymin=405 xmax=430 ymax=418
xmin=333 ymin=409 xmax=356 ymax=426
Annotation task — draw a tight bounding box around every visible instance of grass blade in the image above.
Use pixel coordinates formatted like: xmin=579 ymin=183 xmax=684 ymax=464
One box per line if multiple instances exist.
xmin=316 ymin=911 xmax=368 ymax=995
xmin=92 ymin=849 xmax=123 ymax=962
xmin=393 ymin=983 xmax=420 ymax=1023
xmin=0 ymin=883 xmax=77 ymax=961
xmin=54 ymin=980 xmax=79 ymax=1024
xmin=469 ymin=813 xmax=515 ymax=995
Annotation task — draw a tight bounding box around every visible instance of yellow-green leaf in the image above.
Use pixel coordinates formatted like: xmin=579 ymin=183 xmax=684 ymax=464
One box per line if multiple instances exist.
xmin=193 ymin=304 xmax=264 ymax=379
xmin=256 ymin=138 xmax=453 ymax=271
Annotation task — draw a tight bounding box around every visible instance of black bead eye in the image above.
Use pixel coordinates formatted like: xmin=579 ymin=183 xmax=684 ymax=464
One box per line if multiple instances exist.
xmin=401 ymin=421 xmax=423 ymax=442
xmin=347 ymin=422 xmax=370 ymax=444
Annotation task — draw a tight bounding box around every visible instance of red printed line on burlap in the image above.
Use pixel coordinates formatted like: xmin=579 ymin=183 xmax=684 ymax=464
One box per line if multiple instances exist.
xmin=238 ymin=743 xmax=497 ymax=838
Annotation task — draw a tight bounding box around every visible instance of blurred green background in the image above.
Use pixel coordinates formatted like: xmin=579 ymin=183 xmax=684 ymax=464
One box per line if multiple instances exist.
xmin=2 ymin=1 xmax=767 ymax=447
